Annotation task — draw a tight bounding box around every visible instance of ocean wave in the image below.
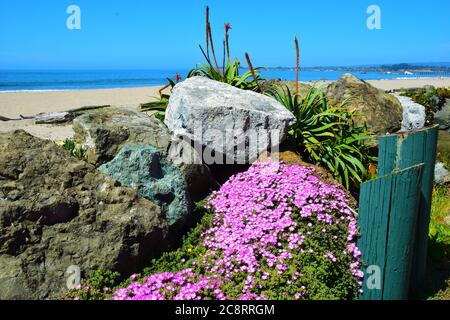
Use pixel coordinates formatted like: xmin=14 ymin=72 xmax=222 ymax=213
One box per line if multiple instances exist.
xmin=0 ymin=78 xmax=166 ymax=87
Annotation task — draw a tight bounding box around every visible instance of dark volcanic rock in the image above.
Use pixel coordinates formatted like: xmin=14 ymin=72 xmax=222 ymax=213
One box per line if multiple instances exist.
xmin=73 ymin=108 xmax=215 ymax=202
xmin=0 ymin=130 xmax=169 ymax=299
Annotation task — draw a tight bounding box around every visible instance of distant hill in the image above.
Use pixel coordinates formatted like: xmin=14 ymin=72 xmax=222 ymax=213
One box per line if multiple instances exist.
xmin=411 ymin=62 xmax=450 ymax=67
xmin=378 ymin=63 xmax=450 ymax=72
xmin=261 ymin=63 xmax=450 ymax=74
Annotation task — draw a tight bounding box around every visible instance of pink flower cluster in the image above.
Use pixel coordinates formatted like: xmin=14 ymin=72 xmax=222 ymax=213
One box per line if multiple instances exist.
xmin=113 ymin=162 xmax=363 ymax=300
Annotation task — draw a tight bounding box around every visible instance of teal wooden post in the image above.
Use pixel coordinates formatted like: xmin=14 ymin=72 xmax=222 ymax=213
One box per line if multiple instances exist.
xmin=377 ymin=125 xmax=438 ymax=295
xmin=358 ymin=164 xmax=424 ymax=299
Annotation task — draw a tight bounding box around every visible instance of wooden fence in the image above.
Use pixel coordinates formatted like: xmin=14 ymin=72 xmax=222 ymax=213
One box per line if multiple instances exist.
xmin=357 ymin=125 xmax=439 ymax=299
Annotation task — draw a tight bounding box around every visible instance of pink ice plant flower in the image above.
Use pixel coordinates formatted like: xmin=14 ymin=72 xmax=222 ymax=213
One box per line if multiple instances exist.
xmin=113 ymin=162 xmax=363 ymax=300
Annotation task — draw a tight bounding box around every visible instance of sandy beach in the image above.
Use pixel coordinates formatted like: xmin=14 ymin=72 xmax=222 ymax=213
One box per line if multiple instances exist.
xmin=0 ymin=86 xmax=165 ymax=140
xmin=1 ymin=77 xmax=449 ymax=141
xmin=366 ymin=78 xmax=450 ymax=91
xmin=0 ymin=86 xmax=164 ymax=118
xmin=1 ymin=78 xmax=450 ymax=118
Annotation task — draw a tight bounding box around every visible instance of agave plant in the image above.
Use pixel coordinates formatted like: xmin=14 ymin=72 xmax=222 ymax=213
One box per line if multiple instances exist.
xmin=187 ymin=7 xmax=263 ymax=91
xmin=141 ymin=7 xmax=263 ymax=119
xmin=266 ymin=85 xmax=376 ymax=190
xmin=187 ymin=57 xmax=263 ymax=91
xmin=140 ymin=73 xmax=182 ymax=119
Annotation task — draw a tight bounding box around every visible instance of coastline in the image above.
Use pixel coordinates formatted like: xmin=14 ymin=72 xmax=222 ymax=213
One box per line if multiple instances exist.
xmin=1 ymin=77 xmax=450 ymax=118
xmin=0 ymin=86 xmax=164 ymax=118
xmin=0 ymin=77 xmax=450 ymax=142
xmin=0 ymin=86 xmax=164 ymax=141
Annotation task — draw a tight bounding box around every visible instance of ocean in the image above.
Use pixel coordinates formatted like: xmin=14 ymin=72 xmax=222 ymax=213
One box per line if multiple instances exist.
xmin=0 ymin=69 xmax=448 ymax=92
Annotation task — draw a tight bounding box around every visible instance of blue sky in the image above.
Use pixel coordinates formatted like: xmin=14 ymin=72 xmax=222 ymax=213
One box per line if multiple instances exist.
xmin=0 ymin=0 xmax=449 ymax=69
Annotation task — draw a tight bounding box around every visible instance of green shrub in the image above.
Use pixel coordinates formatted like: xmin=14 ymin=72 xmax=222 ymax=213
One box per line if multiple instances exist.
xmin=62 ymin=270 xmax=120 ymax=300
xmin=428 ymin=284 xmax=450 ymax=300
xmin=401 ymin=87 xmax=450 ymax=125
xmin=56 ymin=138 xmax=86 ymax=160
xmin=111 ymin=163 xmax=362 ymax=300
xmin=266 ymin=85 xmax=376 ymax=191
xmin=187 ymin=58 xmax=263 ymax=92
xmin=142 ymin=200 xmax=214 ymax=276
xmin=437 ymin=151 xmax=450 ymax=170
xmin=429 ymin=185 xmax=450 ymax=263
xmin=63 ymin=201 xmax=212 ymax=300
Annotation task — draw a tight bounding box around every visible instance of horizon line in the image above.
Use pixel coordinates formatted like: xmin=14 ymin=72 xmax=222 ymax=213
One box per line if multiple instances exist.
xmin=1 ymin=61 xmax=450 ymax=72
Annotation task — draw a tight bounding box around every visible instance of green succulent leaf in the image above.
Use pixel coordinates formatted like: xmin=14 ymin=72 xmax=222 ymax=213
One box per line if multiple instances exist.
xmin=266 ymin=85 xmax=376 ymax=191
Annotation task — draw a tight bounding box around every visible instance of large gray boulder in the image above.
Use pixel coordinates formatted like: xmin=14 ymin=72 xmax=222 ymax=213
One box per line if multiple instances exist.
xmin=395 ymin=94 xmax=426 ymax=131
xmin=164 ymin=77 xmax=296 ymax=164
xmin=0 ymin=130 xmax=169 ymax=299
xmin=325 ymin=74 xmax=403 ymax=135
xmin=73 ymin=108 xmax=214 ymax=202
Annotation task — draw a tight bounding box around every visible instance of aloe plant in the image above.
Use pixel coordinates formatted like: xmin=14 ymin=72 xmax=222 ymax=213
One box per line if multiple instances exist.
xmin=140 ymin=74 xmax=180 ymax=114
xmin=266 ymin=85 xmax=376 ymax=190
xmin=187 ymin=7 xmax=263 ymax=91
xmin=141 ymin=6 xmax=264 ymax=119
xmin=187 ymin=58 xmax=263 ymax=92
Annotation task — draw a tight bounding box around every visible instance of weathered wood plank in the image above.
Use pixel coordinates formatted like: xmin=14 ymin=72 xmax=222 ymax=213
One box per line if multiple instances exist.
xmin=34 ymin=112 xmax=75 ymax=124
xmin=1 ymin=105 xmax=112 ymax=124
xmin=376 ymin=125 xmax=438 ymax=295
xmin=65 ymin=105 xmax=111 ymax=113
xmin=383 ymin=164 xmax=423 ymax=299
xmin=358 ymin=172 xmax=392 ymax=300
xmin=34 ymin=105 xmax=112 ymax=124
xmin=358 ymin=164 xmax=423 ymax=300
xmin=377 ymin=135 xmax=398 ymax=176
xmin=0 ymin=115 xmax=22 ymax=121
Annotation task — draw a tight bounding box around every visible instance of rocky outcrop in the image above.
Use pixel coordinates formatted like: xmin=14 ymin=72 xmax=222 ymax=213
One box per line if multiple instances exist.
xmin=434 ymin=162 xmax=450 ymax=185
xmin=73 ymin=108 xmax=214 ymax=202
xmin=325 ymin=74 xmax=403 ymax=135
xmin=395 ymin=94 xmax=426 ymax=131
xmin=434 ymin=99 xmax=450 ymax=131
xmin=164 ymin=77 xmax=296 ymax=164
xmin=73 ymin=108 xmax=171 ymax=165
xmin=99 ymin=144 xmax=191 ymax=225
xmin=0 ymin=130 xmax=169 ymax=299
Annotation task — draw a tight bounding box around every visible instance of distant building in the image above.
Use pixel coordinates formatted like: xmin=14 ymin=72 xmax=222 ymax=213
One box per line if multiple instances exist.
xmin=404 ymin=70 xmax=414 ymax=75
